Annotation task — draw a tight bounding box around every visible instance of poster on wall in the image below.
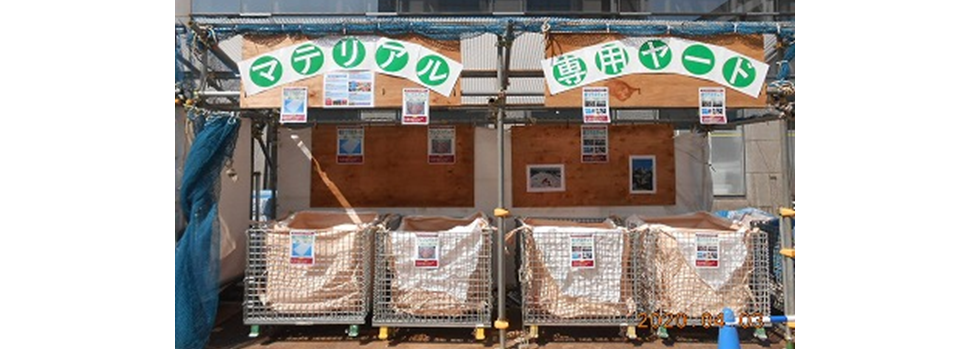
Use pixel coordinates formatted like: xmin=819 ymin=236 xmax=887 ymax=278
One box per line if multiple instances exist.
xmin=336 ymin=127 xmax=364 ymax=164
xmin=289 ymin=230 xmax=315 ymax=265
xmin=402 ymin=88 xmax=430 ymax=125
xmin=629 ymin=155 xmax=657 ymax=194
xmin=570 ymin=234 xmax=596 ymax=268
xmin=582 ymin=87 xmax=611 ymax=123
xmin=698 ymin=87 xmax=727 ymax=125
xmin=527 ymin=164 xmax=565 ymax=193
xmin=428 ymin=126 xmax=456 ymax=164
xmin=280 ymin=87 xmax=308 ymax=123
xmin=581 ymin=125 xmax=609 ymax=163
xmin=324 ymin=70 xmax=374 ymax=108
xmin=414 ymin=233 xmax=440 ymax=268
xmin=695 ymin=233 xmax=720 ymax=268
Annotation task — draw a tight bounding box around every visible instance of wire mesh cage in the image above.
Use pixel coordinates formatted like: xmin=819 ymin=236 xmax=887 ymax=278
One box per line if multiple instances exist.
xmin=243 ymin=211 xmax=382 ymax=325
xmin=516 ymin=217 xmax=639 ymax=327
xmin=372 ymin=213 xmax=494 ymax=329
xmin=630 ymin=212 xmax=770 ymax=327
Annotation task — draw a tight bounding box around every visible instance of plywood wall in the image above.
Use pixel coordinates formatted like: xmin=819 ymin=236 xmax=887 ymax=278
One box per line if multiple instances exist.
xmin=512 ymin=124 xmax=676 ymax=207
xmin=310 ymin=124 xmax=475 ymax=207
xmin=241 ymin=35 xmax=462 ymax=109
xmin=544 ymin=34 xmax=767 ymax=108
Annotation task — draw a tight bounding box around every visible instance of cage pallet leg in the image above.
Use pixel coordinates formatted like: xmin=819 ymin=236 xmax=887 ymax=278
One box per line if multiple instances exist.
xmin=248 ymin=325 xmax=259 ymax=338
xmin=474 ymin=327 xmax=486 ymax=341
xmin=656 ymin=326 xmax=669 ymax=339
xmin=528 ymin=325 xmax=539 ymax=339
xmin=625 ymin=325 xmax=637 ymax=339
xmin=346 ymin=325 xmax=360 ymax=338
xmin=378 ymin=326 xmax=390 ymax=340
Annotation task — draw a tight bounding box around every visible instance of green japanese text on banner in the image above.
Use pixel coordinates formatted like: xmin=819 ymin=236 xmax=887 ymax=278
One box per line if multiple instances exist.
xmin=541 ymin=37 xmax=768 ymax=98
xmin=240 ymin=36 xmax=463 ymax=98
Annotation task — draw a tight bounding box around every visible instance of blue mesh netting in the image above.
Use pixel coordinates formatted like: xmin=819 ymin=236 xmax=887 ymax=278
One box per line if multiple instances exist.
xmin=206 ymin=17 xmax=793 ymax=41
xmin=175 ymin=113 xmax=240 ymax=349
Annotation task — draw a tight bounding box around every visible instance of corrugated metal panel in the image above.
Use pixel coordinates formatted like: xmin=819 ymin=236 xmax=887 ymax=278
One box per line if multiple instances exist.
xmin=217 ymin=35 xmax=244 ymax=63
xmin=461 ymin=78 xmax=498 ymax=94
xmin=461 ymin=34 xmax=498 ymax=70
xmin=508 ymin=78 xmax=545 ymax=94
xmin=510 ymin=33 xmax=544 ymax=70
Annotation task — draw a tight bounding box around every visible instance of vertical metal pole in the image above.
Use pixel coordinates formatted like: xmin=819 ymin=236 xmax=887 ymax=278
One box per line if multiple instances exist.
xmin=495 ymin=30 xmax=508 ymax=349
xmin=249 ymin=116 xmax=258 ymax=223
xmin=777 ymin=118 xmax=795 ymax=344
xmin=267 ymin=119 xmax=279 ymax=220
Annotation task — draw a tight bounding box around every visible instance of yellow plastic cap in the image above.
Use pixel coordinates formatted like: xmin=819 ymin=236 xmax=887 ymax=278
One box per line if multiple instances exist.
xmin=779 ymin=207 xmax=795 ymax=217
xmin=494 ymin=208 xmax=510 ymax=218
xmin=494 ymin=319 xmax=509 ymax=330
xmin=780 ymin=248 xmax=795 ymax=258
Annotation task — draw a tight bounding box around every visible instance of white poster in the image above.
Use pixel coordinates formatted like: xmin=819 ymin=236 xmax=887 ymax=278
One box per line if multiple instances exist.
xmin=289 ymin=230 xmax=314 ymax=265
xmin=527 ymin=164 xmax=565 ymax=192
xmin=402 ymin=88 xmax=430 ymax=125
xmin=428 ymin=126 xmax=456 ymax=164
xmin=280 ymin=87 xmax=308 ymax=123
xmin=336 ymin=127 xmax=364 ymax=164
xmin=583 ymin=87 xmax=611 ymax=123
xmin=695 ymin=233 xmax=720 ymax=268
xmin=581 ymin=125 xmax=608 ymax=163
xmin=324 ymin=70 xmax=374 ymax=108
xmin=541 ymin=37 xmax=769 ymax=98
xmin=240 ymin=36 xmax=463 ymax=98
xmin=699 ymin=87 xmax=727 ymax=125
xmin=414 ymin=233 xmax=440 ymax=268
xmin=570 ymin=234 xmax=595 ymax=268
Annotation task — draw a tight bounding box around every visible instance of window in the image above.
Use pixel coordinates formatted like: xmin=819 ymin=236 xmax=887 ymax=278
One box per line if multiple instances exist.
xmin=710 ymin=128 xmax=746 ymax=196
xmin=526 ymin=0 xmax=611 ymax=12
xmin=193 ymin=0 xmax=395 ymax=14
xmin=400 ymin=0 xmax=489 ymax=13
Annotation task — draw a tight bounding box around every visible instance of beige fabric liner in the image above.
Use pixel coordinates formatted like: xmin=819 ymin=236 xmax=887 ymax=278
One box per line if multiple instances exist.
xmin=260 ymin=211 xmax=379 ymax=313
xmin=388 ymin=213 xmax=490 ymax=316
xmin=520 ymin=219 xmax=637 ymax=319
xmin=632 ymin=212 xmax=754 ymax=317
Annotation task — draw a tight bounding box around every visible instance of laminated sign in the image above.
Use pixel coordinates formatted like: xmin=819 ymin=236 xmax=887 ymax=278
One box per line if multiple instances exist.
xmin=337 ymin=127 xmax=364 ymax=164
xmin=581 ymin=125 xmax=609 ymax=163
xmin=698 ymin=87 xmax=727 ymax=125
xmin=428 ymin=126 xmax=456 ymax=164
xmin=695 ymin=233 xmax=720 ymax=268
xmin=402 ymin=88 xmax=430 ymax=125
xmin=582 ymin=87 xmax=610 ymax=123
xmin=414 ymin=233 xmax=440 ymax=268
xmin=290 ymin=230 xmax=315 ymax=265
xmin=541 ymin=37 xmax=768 ymax=98
xmin=324 ymin=70 xmax=374 ymax=108
xmin=240 ymin=36 xmax=463 ymax=97
xmin=570 ymin=234 xmax=596 ymax=268
xmin=280 ymin=87 xmax=308 ymax=123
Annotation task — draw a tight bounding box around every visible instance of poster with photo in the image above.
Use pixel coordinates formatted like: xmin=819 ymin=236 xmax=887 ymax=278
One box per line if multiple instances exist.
xmin=280 ymin=87 xmax=308 ymax=123
xmin=324 ymin=70 xmax=374 ymax=108
xmin=527 ymin=164 xmax=565 ymax=192
xmin=289 ymin=230 xmax=315 ymax=265
xmin=629 ymin=155 xmax=657 ymax=194
xmin=698 ymin=87 xmax=727 ymax=125
xmin=582 ymin=87 xmax=611 ymax=123
xmin=336 ymin=127 xmax=364 ymax=164
xmin=428 ymin=126 xmax=456 ymax=164
xmin=414 ymin=233 xmax=440 ymax=268
xmin=570 ymin=234 xmax=595 ymax=268
xmin=695 ymin=233 xmax=720 ymax=268
xmin=402 ymin=88 xmax=430 ymax=125
xmin=581 ymin=125 xmax=609 ymax=163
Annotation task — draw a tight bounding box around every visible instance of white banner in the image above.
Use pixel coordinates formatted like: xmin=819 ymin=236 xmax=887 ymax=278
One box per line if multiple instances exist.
xmin=240 ymin=36 xmax=463 ymax=98
xmin=541 ymin=37 xmax=768 ymax=98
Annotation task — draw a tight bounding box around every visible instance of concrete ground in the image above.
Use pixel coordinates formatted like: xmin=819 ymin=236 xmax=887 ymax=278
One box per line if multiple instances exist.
xmin=207 ymin=283 xmax=789 ymax=349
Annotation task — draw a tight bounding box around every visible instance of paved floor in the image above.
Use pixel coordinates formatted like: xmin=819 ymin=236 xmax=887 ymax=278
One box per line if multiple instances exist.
xmin=207 ymin=300 xmax=788 ymax=349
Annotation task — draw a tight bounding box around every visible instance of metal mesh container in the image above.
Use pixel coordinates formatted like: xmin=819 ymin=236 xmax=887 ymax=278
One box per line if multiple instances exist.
xmin=372 ymin=213 xmax=494 ymax=330
xmin=629 ymin=212 xmax=770 ymax=326
xmin=516 ymin=217 xmax=638 ymax=327
xmin=244 ymin=211 xmax=382 ymax=325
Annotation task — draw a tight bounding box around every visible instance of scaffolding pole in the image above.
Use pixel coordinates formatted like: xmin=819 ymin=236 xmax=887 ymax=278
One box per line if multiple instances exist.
xmin=495 ymin=22 xmax=513 ymax=349
xmin=777 ymin=117 xmax=795 ymax=346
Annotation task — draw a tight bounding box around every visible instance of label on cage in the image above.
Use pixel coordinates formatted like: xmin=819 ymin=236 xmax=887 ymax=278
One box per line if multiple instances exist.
xmin=570 ymin=234 xmax=595 ymax=268
xmin=414 ymin=233 xmax=440 ymax=268
xmin=290 ymin=230 xmax=315 ymax=265
xmin=695 ymin=233 xmax=719 ymax=268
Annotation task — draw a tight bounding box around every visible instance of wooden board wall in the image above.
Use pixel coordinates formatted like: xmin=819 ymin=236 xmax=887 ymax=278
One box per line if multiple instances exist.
xmin=241 ymin=35 xmax=462 ymax=109
xmin=512 ymin=124 xmax=675 ymax=207
xmin=544 ymin=34 xmax=767 ymax=108
xmin=310 ymin=124 xmax=474 ymax=207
